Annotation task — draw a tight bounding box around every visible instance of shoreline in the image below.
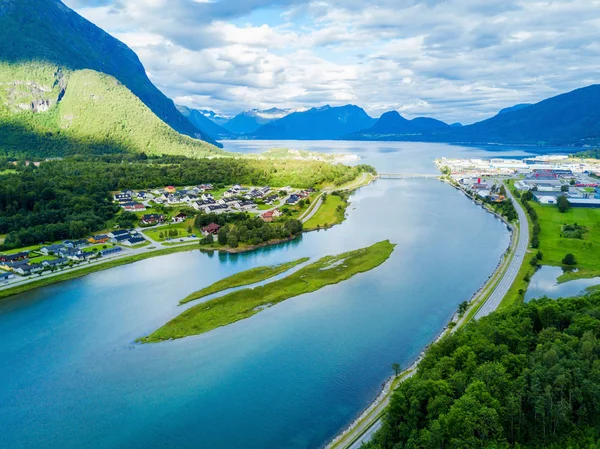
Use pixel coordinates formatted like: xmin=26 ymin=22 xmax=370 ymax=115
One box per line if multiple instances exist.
xmin=325 ymin=175 xmax=517 ymax=449
xmin=0 ymin=175 xmax=375 ymax=301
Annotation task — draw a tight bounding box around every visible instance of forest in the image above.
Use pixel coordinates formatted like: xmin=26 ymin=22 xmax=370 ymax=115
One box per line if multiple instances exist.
xmin=363 ymin=293 xmax=600 ymax=449
xmin=0 ymin=155 xmax=371 ymax=249
xmin=195 ymin=213 xmax=303 ymax=248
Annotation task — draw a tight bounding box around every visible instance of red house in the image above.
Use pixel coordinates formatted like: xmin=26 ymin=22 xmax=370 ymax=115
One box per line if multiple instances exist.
xmin=202 ymin=223 xmax=221 ymax=235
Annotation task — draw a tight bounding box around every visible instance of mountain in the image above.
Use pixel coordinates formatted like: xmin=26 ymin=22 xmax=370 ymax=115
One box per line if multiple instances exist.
xmin=224 ymin=108 xmax=301 ymax=134
xmin=349 ymin=111 xmax=449 ymax=139
xmin=0 ymin=0 xmax=220 ymax=148
xmin=199 ymin=109 xmax=231 ymax=126
xmin=0 ymin=66 xmax=224 ymax=158
xmin=250 ymin=105 xmax=376 ymax=140
xmin=441 ymin=85 xmax=600 ymax=145
xmin=177 ymin=105 xmax=235 ymax=139
xmin=497 ymin=103 xmax=532 ymax=116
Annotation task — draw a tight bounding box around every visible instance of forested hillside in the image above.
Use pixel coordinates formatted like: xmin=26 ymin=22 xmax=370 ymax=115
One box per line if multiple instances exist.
xmin=0 ymin=0 xmax=210 ymax=142
xmin=365 ymin=294 xmax=600 ymax=449
xmin=0 ymin=64 xmax=222 ymax=158
xmin=0 ymin=155 xmax=373 ymax=248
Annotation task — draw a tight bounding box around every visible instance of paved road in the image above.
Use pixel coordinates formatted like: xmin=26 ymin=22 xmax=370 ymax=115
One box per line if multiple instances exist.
xmin=474 ymin=186 xmax=529 ymax=319
xmin=330 ymin=183 xmax=529 ymax=449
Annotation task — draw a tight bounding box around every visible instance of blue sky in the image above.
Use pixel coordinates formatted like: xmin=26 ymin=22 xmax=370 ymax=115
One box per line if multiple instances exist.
xmin=63 ymin=0 xmax=600 ymax=124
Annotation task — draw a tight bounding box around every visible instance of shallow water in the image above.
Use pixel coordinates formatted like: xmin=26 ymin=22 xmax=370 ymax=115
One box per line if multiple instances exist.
xmin=0 ymin=142 xmax=525 ymax=448
xmin=526 ymin=265 xmax=600 ymax=301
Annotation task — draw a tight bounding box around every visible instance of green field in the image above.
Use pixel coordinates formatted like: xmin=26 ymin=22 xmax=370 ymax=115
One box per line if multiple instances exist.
xmin=304 ymin=194 xmax=347 ymax=230
xmin=141 ymin=240 xmax=396 ymax=342
xmin=143 ymin=220 xmax=195 ymax=242
xmin=532 ymin=203 xmax=600 ymax=280
xmin=180 ymin=257 xmax=310 ymax=305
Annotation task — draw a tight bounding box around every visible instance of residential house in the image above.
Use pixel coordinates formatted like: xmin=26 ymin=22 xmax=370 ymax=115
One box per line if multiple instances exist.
xmin=114 ymin=192 xmax=132 ymax=202
xmin=2 ymin=260 xmax=29 ymax=272
xmin=202 ymin=223 xmax=221 ymax=235
xmin=236 ymin=200 xmax=256 ymax=211
xmin=109 ymin=230 xmax=130 ymax=239
xmin=100 ymin=247 xmax=123 ymax=256
xmin=122 ymin=236 xmax=147 ymax=246
xmin=122 ymin=202 xmax=146 ymax=212
xmin=15 ymin=263 xmax=44 ymax=276
xmin=172 ymin=213 xmax=188 ymax=223
xmin=0 ymin=252 xmax=29 ymax=263
xmin=40 ymin=244 xmax=66 ymax=255
xmin=64 ymin=239 xmax=88 ymax=249
xmin=43 ymin=258 xmax=68 ymax=268
xmin=204 ymin=204 xmax=228 ymax=214
xmin=111 ymin=234 xmax=132 ymax=243
xmin=165 ymin=186 xmax=177 ymax=194
xmin=0 ymin=272 xmax=15 ymax=282
xmin=88 ymin=235 xmax=110 ymax=244
xmin=261 ymin=209 xmax=282 ymax=222
xmin=287 ymin=194 xmax=300 ymax=204
xmin=141 ymin=214 xmax=165 ymax=225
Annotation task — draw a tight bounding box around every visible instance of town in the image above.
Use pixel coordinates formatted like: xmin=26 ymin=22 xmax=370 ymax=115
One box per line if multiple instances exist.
xmin=438 ymin=155 xmax=600 ymax=207
xmin=0 ymin=182 xmax=315 ymax=287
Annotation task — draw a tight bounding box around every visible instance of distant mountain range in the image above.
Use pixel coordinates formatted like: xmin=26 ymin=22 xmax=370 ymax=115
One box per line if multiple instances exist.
xmin=247 ymin=105 xmax=376 ymax=140
xmin=177 ymin=106 xmax=234 ymax=139
xmin=223 ymin=108 xmax=302 ymax=134
xmin=347 ymin=111 xmax=450 ymax=140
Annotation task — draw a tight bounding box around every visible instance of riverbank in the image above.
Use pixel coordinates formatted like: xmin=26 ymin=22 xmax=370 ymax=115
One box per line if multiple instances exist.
xmin=326 ymin=176 xmax=521 ymax=449
xmin=0 ymin=244 xmax=200 ymax=301
xmin=140 ymin=240 xmax=396 ymax=343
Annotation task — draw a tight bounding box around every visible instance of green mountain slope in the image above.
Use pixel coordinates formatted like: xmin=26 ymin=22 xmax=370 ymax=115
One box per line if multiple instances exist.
xmin=0 ymin=0 xmax=220 ymax=147
xmin=0 ymin=62 xmax=224 ymax=157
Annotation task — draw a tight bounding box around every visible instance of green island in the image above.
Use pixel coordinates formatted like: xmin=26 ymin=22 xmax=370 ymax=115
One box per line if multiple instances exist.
xmin=140 ymin=240 xmax=396 ymax=343
xmin=179 ymin=257 xmax=310 ymax=305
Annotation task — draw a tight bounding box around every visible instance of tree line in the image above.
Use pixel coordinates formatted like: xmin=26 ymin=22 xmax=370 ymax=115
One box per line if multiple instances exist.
xmin=364 ymin=292 xmax=600 ymax=449
xmin=0 ymin=155 xmax=371 ymax=249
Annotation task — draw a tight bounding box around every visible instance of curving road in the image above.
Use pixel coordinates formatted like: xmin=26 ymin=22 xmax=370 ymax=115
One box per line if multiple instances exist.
xmin=330 ymin=182 xmax=530 ymax=449
xmin=474 ymin=185 xmax=529 ymax=319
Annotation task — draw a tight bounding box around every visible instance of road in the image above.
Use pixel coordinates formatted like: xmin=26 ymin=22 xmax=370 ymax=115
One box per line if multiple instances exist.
xmin=474 ymin=185 xmax=529 ymax=319
xmin=329 ymin=182 xmax=530 ymax=449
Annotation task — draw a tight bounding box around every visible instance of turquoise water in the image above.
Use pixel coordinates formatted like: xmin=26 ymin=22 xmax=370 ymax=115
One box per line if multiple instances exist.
xmin=0 ymin=142 xmax=514 ymax=448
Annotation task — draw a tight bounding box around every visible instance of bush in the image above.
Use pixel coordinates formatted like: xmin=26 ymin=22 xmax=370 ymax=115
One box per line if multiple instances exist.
xmin=562 ymin=253 xmax=577 ymax=265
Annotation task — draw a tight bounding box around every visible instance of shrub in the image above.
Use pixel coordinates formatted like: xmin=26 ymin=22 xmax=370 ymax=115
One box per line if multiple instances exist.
xmin=562 ymin=253 xmax=577 ymax=265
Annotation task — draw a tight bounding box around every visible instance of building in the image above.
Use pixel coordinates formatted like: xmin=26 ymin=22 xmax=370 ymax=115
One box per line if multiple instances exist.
xmin=569 ymin=198 xmax=600 ymax=209
xmin=141 ymin=214 xmax=165 ymax=225
xmin=109 ymin=230 xmax=130 ymax=239
xmin=114 ymin=193 xmax=132 ymax=202
xmin=88 ymin=235 xmax=110 ymax=244
xmin=100 ymin=247 xmax=123 ymax=256
xmin=122 ymin=202 xmax=146 ymax=212
xmin=202 ymin=223 xmax=221 ymax=235
xmin=122 ymin=236 xmax=147 ymax=246
xmin=42 ymin=258 xmax=68 ymax=268
xmin=287 ymin=194 xmax=300 ymax=204
xmin=261 ymin=209 xmax=282 ymax=222
xmin=0 ymin=272 xmax=14 ymax=282
xmin=0 ymin=252 xmax=29 ymax=263
xmin=534 ymin=195 xmax=557 ymax=205
xmin=40 ymin=244 xmax=66 ymax=255
xmin=172 ymin=213 xmax=188 ymax=223
xmin=165 ymin=186 xmax=177 ymax=194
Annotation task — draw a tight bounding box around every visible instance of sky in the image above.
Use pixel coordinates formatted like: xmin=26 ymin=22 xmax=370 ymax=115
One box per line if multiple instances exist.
xmin=63 ymin=0 xmax=600 ymax=124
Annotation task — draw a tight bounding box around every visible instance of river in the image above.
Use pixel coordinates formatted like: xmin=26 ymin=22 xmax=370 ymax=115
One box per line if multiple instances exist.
xmin=0 ymin=141 xmax=533 ymax=448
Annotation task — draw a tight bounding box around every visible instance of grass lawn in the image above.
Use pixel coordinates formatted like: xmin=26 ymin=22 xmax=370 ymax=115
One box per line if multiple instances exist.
xmin=83 ymin=243 xmax=117 ymax=253
xmin=304 ymin=194 xmax=347 ymax=230
xmin=141 ymin=240 xmax=396 ymax=342
xmin=180 ymin=257 xmax=310 ymax=305
xmin=143 ymin=220 xmax=196 ymax=242
xmin=2 ymin=244 xmax=44 ymax=255
xmin=532 ymin=203 xmax=600 ymax=280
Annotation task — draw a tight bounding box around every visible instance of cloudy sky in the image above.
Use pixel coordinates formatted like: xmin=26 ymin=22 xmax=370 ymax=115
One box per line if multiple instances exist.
xmin=63 ymin=0 xmax=600 ymax=124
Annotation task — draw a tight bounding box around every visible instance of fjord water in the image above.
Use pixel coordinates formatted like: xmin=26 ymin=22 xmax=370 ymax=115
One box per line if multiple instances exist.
xmin=0 ymin=142 xmax=515 ymax=449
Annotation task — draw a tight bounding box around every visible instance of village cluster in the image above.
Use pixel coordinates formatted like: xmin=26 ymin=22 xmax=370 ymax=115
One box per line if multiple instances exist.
xmin=0 ymin=182 xmax=316 ymax=285
xmin=441 ymin=155 xmax=600 ymax=208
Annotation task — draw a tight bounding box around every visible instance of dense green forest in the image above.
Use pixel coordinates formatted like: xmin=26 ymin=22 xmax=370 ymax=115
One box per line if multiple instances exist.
xmin=364 ymin=294 xmax=600 ymax=449
xmin=0 ymin=64 xmax=222 ymax=158
xmin=195 ymin=213 xmax=303 ymax=248
xmin=0 ymin=155 xmax=371 ymax=248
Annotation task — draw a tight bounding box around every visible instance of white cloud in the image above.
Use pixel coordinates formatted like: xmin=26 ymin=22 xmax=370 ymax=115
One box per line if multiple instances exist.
xmin=63 ymin=0 xmax=600 ymax=123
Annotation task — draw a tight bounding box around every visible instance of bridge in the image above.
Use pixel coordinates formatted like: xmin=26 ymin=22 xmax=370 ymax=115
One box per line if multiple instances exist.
xmin=377 ymin=173 xmax=440 ymax=179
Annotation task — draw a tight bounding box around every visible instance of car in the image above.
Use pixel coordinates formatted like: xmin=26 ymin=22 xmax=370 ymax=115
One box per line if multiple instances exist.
xmin=180 ymin=239 xmax=184 ymax=242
